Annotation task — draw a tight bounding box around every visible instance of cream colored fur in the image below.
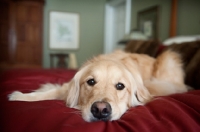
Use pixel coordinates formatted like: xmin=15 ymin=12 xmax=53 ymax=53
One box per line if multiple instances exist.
xmin=9 ymin=50 xmax=188 ymax=122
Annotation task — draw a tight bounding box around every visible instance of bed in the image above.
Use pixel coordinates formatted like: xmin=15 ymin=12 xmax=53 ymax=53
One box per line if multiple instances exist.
xmin=1 ymin=69 xmax=200 ymax=132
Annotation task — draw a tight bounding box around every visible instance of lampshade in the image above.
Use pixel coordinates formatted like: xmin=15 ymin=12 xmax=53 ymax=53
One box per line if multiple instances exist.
xmin=118 ymin=30 xmax=148 ymax=44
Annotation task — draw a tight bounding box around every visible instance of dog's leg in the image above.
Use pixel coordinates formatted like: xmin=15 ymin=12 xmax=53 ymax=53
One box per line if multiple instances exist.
xmin=151 ymin=50 xmax=188 ymax=95
xmin=144 ymin=79 xmax=187 ymax=96
xmin=153 ymin=50 xmax=185 ymax=85
xmin=9 ymin=72 xmax=81 ymax=108
xmin=8 ymin=83 xmax=67 ymax=101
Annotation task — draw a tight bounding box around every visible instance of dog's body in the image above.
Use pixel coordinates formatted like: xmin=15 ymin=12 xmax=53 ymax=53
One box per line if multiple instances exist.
xmin=9 ymin=50 xmax=188 ymax=122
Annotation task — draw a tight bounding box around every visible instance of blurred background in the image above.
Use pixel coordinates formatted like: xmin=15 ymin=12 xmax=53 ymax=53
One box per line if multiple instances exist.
xmin=0 ymin=0 xmax=200 ymax=71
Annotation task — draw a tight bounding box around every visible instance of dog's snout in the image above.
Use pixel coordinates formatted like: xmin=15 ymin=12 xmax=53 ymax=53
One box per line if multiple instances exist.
xmin=91 ymin=101 xmax=112 ymax=121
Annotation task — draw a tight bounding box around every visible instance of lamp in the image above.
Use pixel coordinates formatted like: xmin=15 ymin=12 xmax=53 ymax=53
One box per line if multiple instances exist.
xmin=118 ymin=29 xmax=148 ymax=44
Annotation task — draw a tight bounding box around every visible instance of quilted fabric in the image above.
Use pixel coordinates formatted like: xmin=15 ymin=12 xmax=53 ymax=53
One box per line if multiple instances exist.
xmin=0 ymin=69 xmax=200 ymax=132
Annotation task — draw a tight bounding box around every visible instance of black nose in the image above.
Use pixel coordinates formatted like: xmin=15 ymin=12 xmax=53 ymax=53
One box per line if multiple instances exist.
xmin=91 ymin=101 xmax=112 ymax=121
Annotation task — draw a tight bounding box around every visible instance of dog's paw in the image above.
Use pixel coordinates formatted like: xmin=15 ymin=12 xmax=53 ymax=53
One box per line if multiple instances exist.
xmin=8 ymin=91 xmax=24 ymax=101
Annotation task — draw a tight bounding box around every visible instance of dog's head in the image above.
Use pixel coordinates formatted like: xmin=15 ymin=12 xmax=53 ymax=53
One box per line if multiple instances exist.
xmin=64 ymin=55 xmax=151 ymax=122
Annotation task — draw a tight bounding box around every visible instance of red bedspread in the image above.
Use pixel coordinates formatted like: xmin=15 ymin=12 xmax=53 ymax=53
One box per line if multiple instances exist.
xmin=0 ymin=69 xmax=200 ymax=132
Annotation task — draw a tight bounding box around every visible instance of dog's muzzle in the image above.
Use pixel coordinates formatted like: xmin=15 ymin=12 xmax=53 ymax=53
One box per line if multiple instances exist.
xmin=90 ymin=101 xmax=112 ymax=121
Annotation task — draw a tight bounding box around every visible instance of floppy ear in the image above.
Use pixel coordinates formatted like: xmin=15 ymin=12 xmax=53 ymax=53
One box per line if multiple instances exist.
xmin=64 ymin=78 xmax=80 ymax=108
xmin=128 ymin=71 xmax=152 ymax=107
xmin=122 ymin=59 xmax=152 ymax=107
xmin=135 ymin=81 xmax=152 ymax=104
xmin=64 ymin=66 xmax=88 ymax=108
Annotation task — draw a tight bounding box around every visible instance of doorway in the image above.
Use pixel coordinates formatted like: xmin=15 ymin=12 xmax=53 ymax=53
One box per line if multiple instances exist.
xmin=104 ymin=0 xmax=131 ymax=53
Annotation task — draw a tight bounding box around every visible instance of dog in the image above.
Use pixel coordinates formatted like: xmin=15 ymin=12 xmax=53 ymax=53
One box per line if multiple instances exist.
xmin=9 ymin=50 xmax=188 ymax=122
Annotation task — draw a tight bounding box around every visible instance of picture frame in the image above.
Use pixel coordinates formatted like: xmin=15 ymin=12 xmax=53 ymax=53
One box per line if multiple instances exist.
xmin=137 ymin=5 xmax=160 ymax=39
xmin=49 ymin=11 xmax=79 ymax=50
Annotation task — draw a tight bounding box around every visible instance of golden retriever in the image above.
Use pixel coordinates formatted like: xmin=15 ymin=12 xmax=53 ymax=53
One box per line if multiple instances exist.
xmin=9 ymin=50 xmax=188 ymax=122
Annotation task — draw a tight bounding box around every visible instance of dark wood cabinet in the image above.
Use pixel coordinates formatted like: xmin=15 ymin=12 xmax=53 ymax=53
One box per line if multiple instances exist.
xmin=0 ymin=0 xmax=44 ymax=71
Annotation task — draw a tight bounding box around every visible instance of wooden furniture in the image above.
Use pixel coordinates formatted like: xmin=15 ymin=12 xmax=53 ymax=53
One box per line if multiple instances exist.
xmin=50 ymin=53 xmax=69 ymax=68
xmin=0 ymin=0 xmax=44 ymax=71
xmin=170 ymin=0 xmax=178 ymax=37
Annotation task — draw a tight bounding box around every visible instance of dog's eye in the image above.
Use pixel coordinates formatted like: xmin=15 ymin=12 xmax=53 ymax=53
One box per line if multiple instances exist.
xmin=87 ymin=79 xmax=96 ymax=86
xmin=135 ymin=92 xmax=140 ymax=102
xmin=116 ymin=82 xmax=125 ymax=90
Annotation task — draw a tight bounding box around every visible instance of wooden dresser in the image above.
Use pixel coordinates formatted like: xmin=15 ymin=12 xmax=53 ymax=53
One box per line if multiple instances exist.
xmin=0 ymin=0 xmax=44 ymax=71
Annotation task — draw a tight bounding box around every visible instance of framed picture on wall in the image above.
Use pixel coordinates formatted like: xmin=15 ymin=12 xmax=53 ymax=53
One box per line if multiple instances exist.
xmin=137 ymin=5 xmax=160 ymax=39
xmin=49 ymin=11 xmax=80 ymax=50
